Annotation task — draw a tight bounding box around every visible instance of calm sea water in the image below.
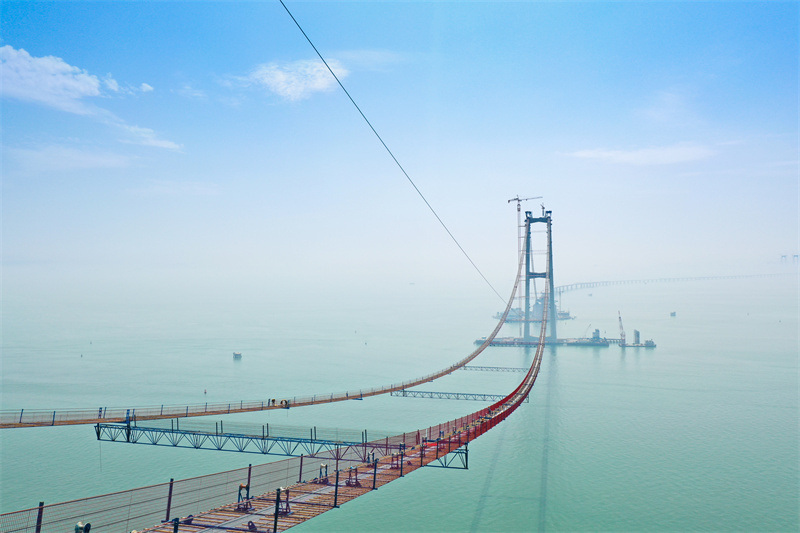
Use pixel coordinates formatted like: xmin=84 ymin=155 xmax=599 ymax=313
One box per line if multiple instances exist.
xmin=1 ymin=276 xmax=797 ymax=531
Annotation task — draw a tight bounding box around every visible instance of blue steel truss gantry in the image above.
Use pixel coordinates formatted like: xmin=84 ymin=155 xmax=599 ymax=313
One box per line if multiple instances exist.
xmin=390 ymin=390 xmax=529 ymax=402
xmin=461 ymin=365 xmax=527 ymax=373
xmin=95 ymin=423 xmax=404 ymax=462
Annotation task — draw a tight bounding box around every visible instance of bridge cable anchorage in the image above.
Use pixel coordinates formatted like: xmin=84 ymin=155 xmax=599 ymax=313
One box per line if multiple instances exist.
xmin=277 ymin=0 xmax=504 ymax=303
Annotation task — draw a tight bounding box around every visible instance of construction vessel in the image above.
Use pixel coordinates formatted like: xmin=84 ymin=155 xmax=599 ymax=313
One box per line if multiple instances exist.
xmin=474 ymin=331 xmax=610 ymax=347
xmin=626 ymin=329 xmax=656 ymax=348
xmin=618 ymin=312 xmax=656 ymax=348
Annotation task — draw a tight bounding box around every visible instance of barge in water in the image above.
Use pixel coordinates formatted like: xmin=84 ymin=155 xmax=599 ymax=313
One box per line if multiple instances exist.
xmin=476 ymin=329 xmax=610 ymax=347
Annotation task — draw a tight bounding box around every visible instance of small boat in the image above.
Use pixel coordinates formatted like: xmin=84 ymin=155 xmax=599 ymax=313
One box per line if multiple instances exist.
xmin=233 ymin=352 xmax=242 ymax=359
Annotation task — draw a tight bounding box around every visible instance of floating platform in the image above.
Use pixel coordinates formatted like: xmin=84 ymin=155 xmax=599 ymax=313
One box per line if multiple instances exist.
xmin=477 ymin=326 xmax=656 ymax=349
xmin=621 ymin=341 xmax=657 ymax=348
xmin=621 ymin=330 xmax=656 ymax=348
xmin=476 ymin=336 xmax=655 ymax=348
xmin=478 ymin=327 xmax=612 ymax=347
xmin=475 ymin=336 xmax=610 ymax=347
xmin=475 ymin=337 xmax=656 ymax=348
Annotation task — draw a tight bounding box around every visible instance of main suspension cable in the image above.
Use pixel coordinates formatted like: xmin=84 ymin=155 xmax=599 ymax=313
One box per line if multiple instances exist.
xmin=278 ymin=0 xmax=504 ymax=302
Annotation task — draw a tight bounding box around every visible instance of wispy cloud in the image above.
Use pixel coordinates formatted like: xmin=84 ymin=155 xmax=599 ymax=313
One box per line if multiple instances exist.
xmin=566 ymin=143 xmax=716 ymax=165
xmin=176 ymin=83 xmax=207 ymax=100
xmin=0 ymin=44 xmax=179 ymax=150
xmin=126 ymin=179 xmax=219 ymax=197
xmin=5 ymin=145 xmax=132 ymax=174
xmin=103 ymin=74 xmax=120 ymax=93
xmin=119 ymin=125 xmax=183 ymax=151
xmin=0 ymin=45 xmax=102 ymax=114
xmin=243 ymin=59 xmax=348 ymax=101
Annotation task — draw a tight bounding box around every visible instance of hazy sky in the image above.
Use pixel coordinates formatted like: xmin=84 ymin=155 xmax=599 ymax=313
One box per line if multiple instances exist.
xmin=2 ymin=1 xmax=798 ymax=306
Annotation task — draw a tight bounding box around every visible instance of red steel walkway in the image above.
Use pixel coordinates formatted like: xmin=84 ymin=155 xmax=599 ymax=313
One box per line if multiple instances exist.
xmin=1 ymin=213 xmax=553 ymax=532
xmin=1 ymin=290 xmax=547 ymax=532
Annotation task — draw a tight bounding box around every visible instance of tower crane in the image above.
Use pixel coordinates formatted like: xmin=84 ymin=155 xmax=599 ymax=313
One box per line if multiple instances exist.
xmin=507 ymin=196 xmax=543 ymax=260
xmin=507 ymin=196 xmax=543 ymax=210
xmin=508 ymin=196 xmax=543 ymax=320
xmin=508 ymin=196 xmax=543 ymax=236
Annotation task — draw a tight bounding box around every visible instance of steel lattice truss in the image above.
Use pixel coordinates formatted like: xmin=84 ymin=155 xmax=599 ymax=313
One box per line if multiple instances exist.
xmin=95 ymin=423 xmax=404 ymax=462
xmin=390 ymin=390 xmax=529 ymax=402
xmin=461 ymin=365 xmax=527 ymax=372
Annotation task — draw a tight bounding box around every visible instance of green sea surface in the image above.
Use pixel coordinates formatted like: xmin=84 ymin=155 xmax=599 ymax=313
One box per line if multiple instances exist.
xmin=1 ymin=276 xmax=797 ymax=531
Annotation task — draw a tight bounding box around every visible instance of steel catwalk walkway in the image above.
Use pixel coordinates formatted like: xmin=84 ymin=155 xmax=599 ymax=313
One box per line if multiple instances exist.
xmin=139 ymin=295 xmax=550 ymax=532
xmin=0 ymin=239 xmax=528 ymax=429
xmin=140 ymin=433 xmax=473 ymax=533
xmin=1 ymin=211 xmax=554 ymax=533
xmin=2 ymin=272 xmax=550 ymax=533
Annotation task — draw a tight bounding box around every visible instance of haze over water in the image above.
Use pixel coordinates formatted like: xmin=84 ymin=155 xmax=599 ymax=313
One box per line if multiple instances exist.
xmin=2 ymin=275 xmax=797 ymax=531
xmin=1 ymin=1 xmax=797 ymax=531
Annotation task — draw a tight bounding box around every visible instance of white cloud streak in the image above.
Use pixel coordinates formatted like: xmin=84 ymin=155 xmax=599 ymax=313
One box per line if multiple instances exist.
xmin=244 ymin=59 xmax=348 ymax=101
xmin=1 ymin=45 xmax=179 ymax=150
xmin=119 ymin=125 xmax=183 ymax=151
xmin=0 ymin=45 xmax=102 ymax=114
xmin=104 ymin=74 xmax=120 ymax=93
xmin=176 ymin=83 xmax=207 ymax=100
xmin=566 ymin=143 xmax=716 ymax=165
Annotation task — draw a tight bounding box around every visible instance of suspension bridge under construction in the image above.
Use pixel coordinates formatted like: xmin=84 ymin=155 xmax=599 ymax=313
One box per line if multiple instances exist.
xmin=1 ymin=209 xmax=556 ymax=533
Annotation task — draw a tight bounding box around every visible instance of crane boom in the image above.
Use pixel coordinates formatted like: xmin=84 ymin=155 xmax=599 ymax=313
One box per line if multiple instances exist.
xmin=508 ymin=195 xmax=543 ymax=205
xmin=618 ymin=311 xmax=627 ymax=347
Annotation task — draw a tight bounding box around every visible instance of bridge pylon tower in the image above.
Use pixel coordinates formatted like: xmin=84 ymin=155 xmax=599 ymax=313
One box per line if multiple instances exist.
xmin=523 ymin=208 xmax=556 ymax=343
